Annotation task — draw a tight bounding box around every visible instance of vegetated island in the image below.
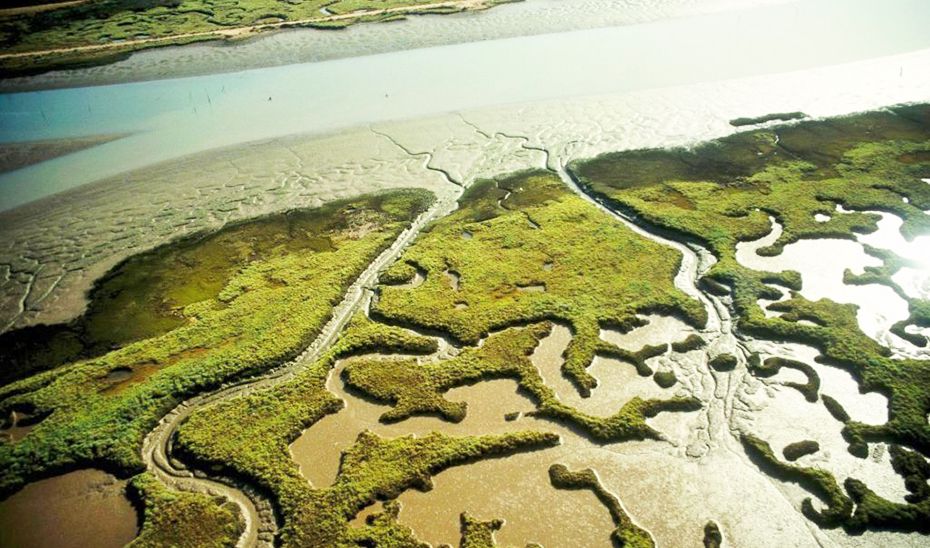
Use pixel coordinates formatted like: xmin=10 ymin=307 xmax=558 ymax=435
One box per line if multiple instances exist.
xmin=0 ymin=0 xmax=513 ymax=77
xmin=1 ymin=104 xmax=929 ymax=545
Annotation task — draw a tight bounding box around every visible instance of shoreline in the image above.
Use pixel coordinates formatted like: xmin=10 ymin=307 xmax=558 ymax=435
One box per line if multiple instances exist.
xmin=3 ymin=0 xmax=929 ymax=213
xmin=0 ymin=0 xmax=793 ymax=93
xmin=0 ymin=0 xmax=509 ymax=82
xmin=0 ymin=133 xmax=128 ymax=174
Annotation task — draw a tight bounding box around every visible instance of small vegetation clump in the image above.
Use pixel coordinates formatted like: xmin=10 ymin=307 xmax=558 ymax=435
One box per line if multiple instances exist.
xmin=782 ymin=440 xmax=820 ymax=462
xmin=707 ymin=353 xmax=737 ymax=372
xmin=702 ymin=520 xmax=723 ymax=548
xmin=458 ymin=512 xmax=504 ymax=548
xmin=127 ymin=472 xmax=244 ymax=548
xmin=671 ymin=334 xmax=705 ymax=354
xmin=373 ymin=170 xmax=706 ymax=396
xmin=821 ymin=394 xmax=851 ymax=423
xmin=548 ymin=463 xmax=654 ymax=548
xmin=0 ymin=190 xmax=432 ymax=499
xmin=653 ymin=370 xmax=677 ymax=388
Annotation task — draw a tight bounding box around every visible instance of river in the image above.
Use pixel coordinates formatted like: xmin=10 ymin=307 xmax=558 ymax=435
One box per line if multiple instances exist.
xmin=2 ymin=0 xmax=930 ymax=210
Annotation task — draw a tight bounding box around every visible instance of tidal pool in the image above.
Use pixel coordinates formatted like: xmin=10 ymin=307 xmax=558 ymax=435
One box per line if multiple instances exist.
xmin=735 ymin=218 xmax=913 ymax=353
xmin=395 ymin=448 xmax=616 ymax=548
xmin=748 ymin=383 xmax=909 ymax=504
xmin=857 ymin=211 xmax=930 ymax=302
xmin=289 ymin=359 xmax=537 ymax=489
xmin=0 ymin=469 xmax=138 ymax=548
xmin=749 ymin=340 xmax=889 ymax=426
xmin=0 ymin=410 xmax=36 ymax=442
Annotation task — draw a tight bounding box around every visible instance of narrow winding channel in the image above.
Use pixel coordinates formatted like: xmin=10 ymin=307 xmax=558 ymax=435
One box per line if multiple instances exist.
xmin=141 ymin=187 xmax=462 ymax=547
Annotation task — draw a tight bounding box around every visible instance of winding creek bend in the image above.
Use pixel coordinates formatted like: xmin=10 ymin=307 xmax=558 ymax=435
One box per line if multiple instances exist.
xmin=141 ymin=188 xmax=462 ymax=548
xmin=556 ymin=163 xmax=751 ymax=447
xmin=556 ymin=162 xmax=839 ymax=545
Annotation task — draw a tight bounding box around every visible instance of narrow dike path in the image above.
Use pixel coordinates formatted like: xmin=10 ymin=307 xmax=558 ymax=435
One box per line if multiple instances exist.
xmin=140 ymin=188 xmax=462 ymax=548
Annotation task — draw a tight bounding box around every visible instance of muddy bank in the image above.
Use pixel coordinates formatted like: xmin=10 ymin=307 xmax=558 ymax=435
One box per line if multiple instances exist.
xmin=396 ymin=447 xmax=616 ymax=548
xmin=0 ymin=134 xmax=126 ymax=174
xmin=0 ymin=469 xmax=138 ymax=548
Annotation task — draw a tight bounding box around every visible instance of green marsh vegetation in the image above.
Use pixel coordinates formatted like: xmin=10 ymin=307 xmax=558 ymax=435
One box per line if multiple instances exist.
xmin=750 ymin=356 xmax=820 ymax=402
xmin=570 ymin=104 xmax=930 ymax=533
xmin=373 ymin=170 xmax=707 ymax=396
xmin=740 ymin=433 xmax=852 ymax=528
xmin=127 ymin=472 xmax=244 ymax=547
xmin=175 ymin=311 xmax=560 ymax=547
xmin=175 ymin=169 xmax=709 ymax=545
xmin=342 ymin=323 xmax=699 ymax=442
xmin=4 ymin=102 xmax=930 ymax=544
xmin=0 ymin=190 xmax=431 ymax=517
xmin=782 ymin=440 xmax=820 ymax=462
xmin=0 ymin=191 xmax=388 ymax=384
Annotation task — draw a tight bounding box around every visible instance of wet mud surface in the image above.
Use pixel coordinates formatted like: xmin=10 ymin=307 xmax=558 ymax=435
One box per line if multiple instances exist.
xmin=0 ymin=469 xmax=138 ymax=548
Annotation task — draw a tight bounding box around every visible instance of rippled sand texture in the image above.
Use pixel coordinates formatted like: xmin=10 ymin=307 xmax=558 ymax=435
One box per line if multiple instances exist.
xmin=4 ymin=46 xmax=930 ymax=333
xmin=0 ymin=130 xmax=454 ymax=331
xmin=0 ymin=469 xmax=138 ymax=548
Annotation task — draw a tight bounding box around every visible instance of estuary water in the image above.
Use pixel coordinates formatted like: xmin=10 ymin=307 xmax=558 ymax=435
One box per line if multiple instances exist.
xmin=2 ymin=0 xmax=930 ymax=210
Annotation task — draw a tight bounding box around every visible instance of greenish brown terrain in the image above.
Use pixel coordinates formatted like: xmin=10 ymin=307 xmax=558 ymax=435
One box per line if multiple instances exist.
xmin=0 ymin=189 xmax=431 ymax=543
xmin=0 ymin=191 xmax=403 ymax=385
xmin=373 ymin=171 xmax=706 ymax=395
xmin=569 ymin=103 xmax=930 ymax=533
xmin=0 ymin=0 xmax=509 ymax=76
xmin=174 ymin=169 xmax=702 ymax=546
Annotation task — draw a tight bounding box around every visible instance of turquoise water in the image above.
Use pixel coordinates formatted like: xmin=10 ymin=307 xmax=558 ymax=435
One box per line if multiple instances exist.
xmin=1 ymin=0 xmax=929 ymax=210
